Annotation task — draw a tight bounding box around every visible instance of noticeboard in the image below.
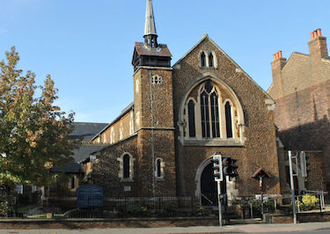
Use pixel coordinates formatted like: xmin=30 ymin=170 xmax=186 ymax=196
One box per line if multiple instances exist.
xmin=77 ymin=184 xmax=103 ymax=208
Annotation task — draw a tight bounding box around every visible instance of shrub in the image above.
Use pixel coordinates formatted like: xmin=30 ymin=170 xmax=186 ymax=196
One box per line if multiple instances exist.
xmin=0 ymin=200 xmax=8 ymax=217
xmin=295 ymin=194 xmax=319 ymax=211
xmin=302 ymin=194 xmax=319 ymax=209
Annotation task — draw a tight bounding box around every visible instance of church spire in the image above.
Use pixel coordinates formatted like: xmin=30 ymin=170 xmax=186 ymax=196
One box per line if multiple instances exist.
xmin=144 ymin=0 xmax=158 ymax=47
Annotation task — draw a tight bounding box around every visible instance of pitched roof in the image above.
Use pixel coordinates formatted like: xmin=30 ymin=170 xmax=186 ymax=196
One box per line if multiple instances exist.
xmin=91 ymin=102 xmax=134 ymax=141
xmin=70 ymin=122 xmax=108 ymax=141
xmin=72 ymin=144 xmax=105 ymax=163
xmin=50 ymin=161 xmax=83 ymax=174
xmin=134 ymin=42 xmax=172 ymax=57
xmin=51 ymin=144 xmax=105 ymax=173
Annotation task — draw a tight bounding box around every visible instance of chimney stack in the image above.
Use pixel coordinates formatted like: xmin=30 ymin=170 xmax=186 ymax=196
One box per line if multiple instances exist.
xmin=270 ymin=50 xmax=287 ymax=99
xmin=272 ymin=50 xmax=286 ymax=70
xmin=308 ymin=28 xmax=328 ymax=59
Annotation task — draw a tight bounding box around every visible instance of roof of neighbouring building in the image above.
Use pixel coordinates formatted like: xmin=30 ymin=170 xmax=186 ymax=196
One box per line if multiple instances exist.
xmin=51 ymin=144 xmax=105 ymax=173
xmin=50 ymin=122 xmax=107 ymax=174
xmin=72 ymin=144 xmax=105 ymax=163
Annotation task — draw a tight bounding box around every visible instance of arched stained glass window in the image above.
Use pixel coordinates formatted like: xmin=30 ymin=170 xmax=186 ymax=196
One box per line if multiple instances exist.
xmin=211 ymin=92 xmax=220 ymax=138
xmin=225 ymin=101 xmax=233 ymax=138
xmin=200 ymin=82 xmax=220 ymax=139
xmin=201 ymin=91 xmax=210 ymax=138
xmin=188 ymin=100 xmax=196 ymax=137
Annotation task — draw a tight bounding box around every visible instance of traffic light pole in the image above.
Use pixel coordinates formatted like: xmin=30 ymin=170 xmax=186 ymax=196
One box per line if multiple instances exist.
xmin=217 ymin=180 xmax=222 ymax=226
xmin=212 ymin=152 xmax=225 ymax=227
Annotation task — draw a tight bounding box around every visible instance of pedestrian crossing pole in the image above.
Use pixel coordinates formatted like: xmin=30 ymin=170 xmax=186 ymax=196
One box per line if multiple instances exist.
xmin=288 ymin=150 xmax=297 ymax=224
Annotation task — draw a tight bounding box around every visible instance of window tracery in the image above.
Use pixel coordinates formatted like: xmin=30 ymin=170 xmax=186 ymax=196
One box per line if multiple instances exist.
xmin=181 ymin=78 xmax=244 ymax=146
xmin=151 ymin=75 xmax=163 ymax=85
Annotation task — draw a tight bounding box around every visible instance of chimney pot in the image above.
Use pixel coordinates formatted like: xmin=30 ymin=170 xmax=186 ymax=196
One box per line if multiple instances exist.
xmin=273 ymin=51 xmax=283 ymax=60
xmin=309 ymin=28 xmax=328 ymax=59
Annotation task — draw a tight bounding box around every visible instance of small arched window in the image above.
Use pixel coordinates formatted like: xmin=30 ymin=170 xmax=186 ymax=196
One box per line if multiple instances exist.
xmin=188 ymin=100 xmax=196 ymax=137
xmin=155 ymin=158 xmax=165 ymax=180
xmin=118 ymin=153 xmax=135 ymax=182
xmin=70 ymin=176 xmax=76 ymax=189
xmin=156 ymin=159 xmax=161 ymax=178
xmin=209 ymin=52 xmax=214 ymax=68
xmin=225 ymin=101 xmax=233 ymax=138
xmin=123 ymin=154 xmax=130 ymax=179
xmin=200 ymin=51 xmax=206 ymax=67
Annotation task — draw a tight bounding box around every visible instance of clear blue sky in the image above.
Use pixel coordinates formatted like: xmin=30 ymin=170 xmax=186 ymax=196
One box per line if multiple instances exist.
xmin=1 ymin=0 xmax=329 ymax=123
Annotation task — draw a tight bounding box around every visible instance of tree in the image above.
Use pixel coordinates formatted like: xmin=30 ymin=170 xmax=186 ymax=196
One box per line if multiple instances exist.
xmin=0 ymin=47 xmax=78 ymax=194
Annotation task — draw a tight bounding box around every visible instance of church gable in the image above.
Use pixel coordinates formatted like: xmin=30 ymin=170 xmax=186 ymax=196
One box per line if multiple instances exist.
xmin=172 ymin=35 xmax=275 ymax=147
xmin=173 ymin=35 xmax=272 ymax=103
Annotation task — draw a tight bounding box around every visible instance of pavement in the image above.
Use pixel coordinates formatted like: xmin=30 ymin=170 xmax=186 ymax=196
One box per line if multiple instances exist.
xmin=2 ymin=222 xmax=330 ymax=234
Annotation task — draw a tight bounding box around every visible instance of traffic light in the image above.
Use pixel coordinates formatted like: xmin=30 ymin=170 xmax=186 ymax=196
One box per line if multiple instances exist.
xmin=211 ymin=153 xmax=223 ymax=182
xmin=222 ymin=156 xmax=238 ymax=180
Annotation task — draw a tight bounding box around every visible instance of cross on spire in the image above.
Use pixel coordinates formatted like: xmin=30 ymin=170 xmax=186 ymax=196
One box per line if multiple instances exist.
xmin=144 ymin=0 xmax=158 ymax=47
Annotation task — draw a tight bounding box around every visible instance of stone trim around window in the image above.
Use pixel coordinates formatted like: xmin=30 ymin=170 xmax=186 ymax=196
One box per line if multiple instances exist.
xmin=178 ymin=76 xmax=246 ymax=146
xmin=151 ymin=75 xmax=163 ymax=85
xmin=117 ymin=152 xmax=135 ymax=182
xmin=199 ymin=50 xmax=218 ymax=68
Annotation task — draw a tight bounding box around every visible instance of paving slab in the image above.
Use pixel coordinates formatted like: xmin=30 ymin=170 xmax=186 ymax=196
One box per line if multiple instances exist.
xmin=2 ymin=222 xmax=330 ymax=234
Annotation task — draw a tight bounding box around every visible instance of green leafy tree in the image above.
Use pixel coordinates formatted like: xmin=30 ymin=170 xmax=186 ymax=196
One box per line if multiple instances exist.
xmin=0 ymin=47 xmax=78 ymax=195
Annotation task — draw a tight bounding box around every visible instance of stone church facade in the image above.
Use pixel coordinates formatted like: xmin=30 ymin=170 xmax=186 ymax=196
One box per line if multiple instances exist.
xmin=86 ymin=0 xmax=282 ymax=202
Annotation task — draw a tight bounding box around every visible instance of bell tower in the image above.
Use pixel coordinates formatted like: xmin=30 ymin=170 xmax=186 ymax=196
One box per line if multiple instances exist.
xmin=132 ymin=0 xmax=176 ymax=197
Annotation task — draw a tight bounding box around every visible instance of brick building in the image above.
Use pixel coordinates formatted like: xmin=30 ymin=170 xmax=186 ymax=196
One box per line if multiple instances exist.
xmin=268 ymin=29 xmax=329 ymax=192
xmin=86 ymin=0 xmax=282 ymax=203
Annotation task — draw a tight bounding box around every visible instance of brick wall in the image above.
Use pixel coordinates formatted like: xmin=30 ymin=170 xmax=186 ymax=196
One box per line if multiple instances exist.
xmin=91 ymin=136 xmax=139 ymax=197
xmin=268 ymin=31 xmax=330 ymax=190
xmin=92 ymin=109 xmax=134 ymax=144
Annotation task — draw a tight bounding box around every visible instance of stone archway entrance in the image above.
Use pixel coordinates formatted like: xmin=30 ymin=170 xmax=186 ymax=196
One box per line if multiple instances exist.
xmin=198 ymin=161 xmax=226 ymax=206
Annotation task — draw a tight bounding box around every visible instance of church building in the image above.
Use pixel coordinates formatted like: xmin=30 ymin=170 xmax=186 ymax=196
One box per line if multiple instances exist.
xmin=86 ymin=0 xmax=282 ymax=203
